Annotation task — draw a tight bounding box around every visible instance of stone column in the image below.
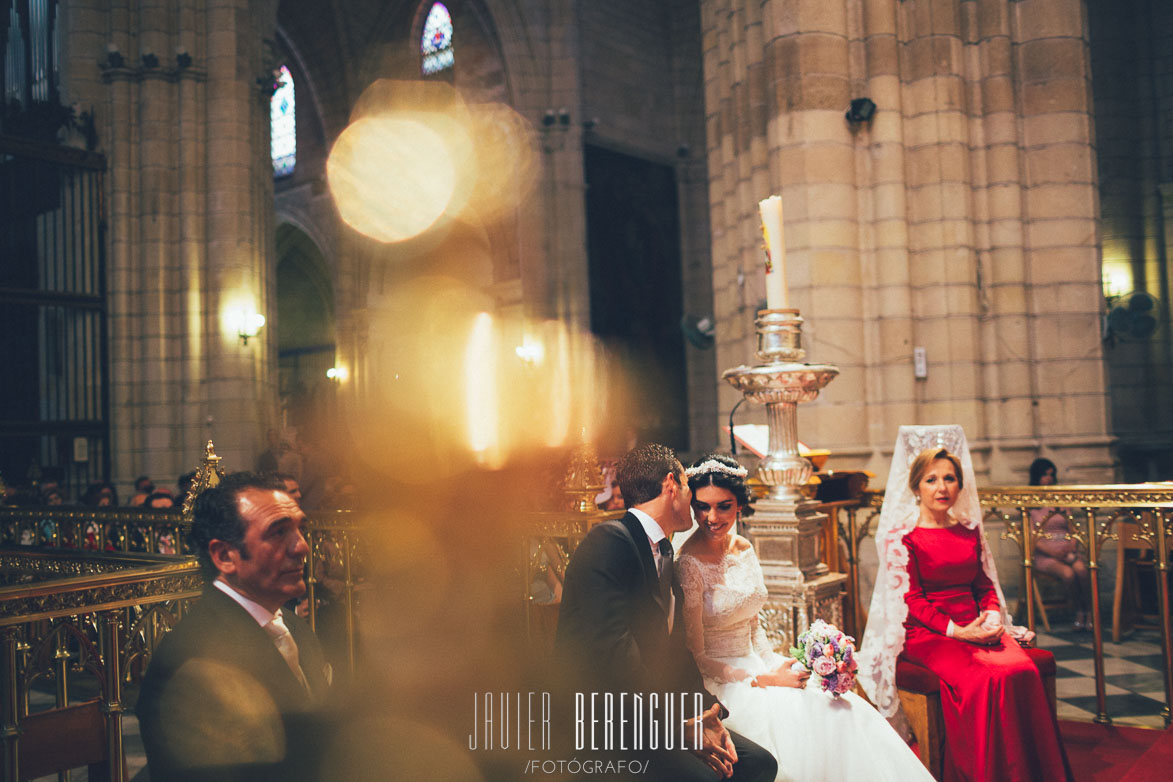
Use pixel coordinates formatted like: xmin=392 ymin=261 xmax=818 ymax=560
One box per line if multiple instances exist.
xmin=92 ymin=0 xmax=278 ymax=485
xmin=1012 ymin=0 xmax=1114 ymax=481
xmin=533 ymin=0 xmax=589 ymax=327
xmin=201 ymin=0 xmax=277 ymax=469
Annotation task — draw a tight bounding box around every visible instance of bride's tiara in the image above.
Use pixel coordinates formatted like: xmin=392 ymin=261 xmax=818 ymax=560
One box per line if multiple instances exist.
xmin=685 ymin=460 xmax=748 ymax=480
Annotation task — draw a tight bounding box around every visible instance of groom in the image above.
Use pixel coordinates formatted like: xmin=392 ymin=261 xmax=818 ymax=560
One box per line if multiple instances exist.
xmin=555 ymin=443 xmax=776 ymax=782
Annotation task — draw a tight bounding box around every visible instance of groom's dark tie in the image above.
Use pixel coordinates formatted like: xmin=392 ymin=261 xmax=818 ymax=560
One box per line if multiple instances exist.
xmin=657 ymin=538 xmax=674 ymax=607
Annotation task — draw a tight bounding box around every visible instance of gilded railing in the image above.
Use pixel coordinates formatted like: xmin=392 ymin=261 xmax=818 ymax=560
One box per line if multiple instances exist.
xmin=0 ymin=550 xmax=202 ymax=782
xmin=0 ymin=509 xmax=365 ymax=782
xmin=0 ymin=441 xmax=366 ymax=779
xmin=0 ymin=505 xmax=365 ymax=668
xmin=0 ymin=506 xmax=188 ymax=553
xmin=982 ymin=484 xmax=1173 ymax=726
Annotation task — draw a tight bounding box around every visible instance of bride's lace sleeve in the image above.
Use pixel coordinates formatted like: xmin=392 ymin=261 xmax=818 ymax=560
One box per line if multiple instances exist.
xmin=677 ymin=556 xmax=747 ymax=683
xmin=750 ymin=613 xmax=784 ymax=669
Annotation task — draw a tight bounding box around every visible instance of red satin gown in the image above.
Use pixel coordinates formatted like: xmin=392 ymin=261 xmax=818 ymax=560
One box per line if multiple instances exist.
xmin=901 ymin=524 xmax=1073 ymax=782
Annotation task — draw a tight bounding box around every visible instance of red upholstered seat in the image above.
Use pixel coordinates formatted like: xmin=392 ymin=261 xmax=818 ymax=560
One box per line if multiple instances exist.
xmin=1025 ymin=645 xmax=1057 ymax=675
xmin=895 ymin=656 xmax=942 ymax=693
xmin=896 ymin=646 xmax=1056 ymax=693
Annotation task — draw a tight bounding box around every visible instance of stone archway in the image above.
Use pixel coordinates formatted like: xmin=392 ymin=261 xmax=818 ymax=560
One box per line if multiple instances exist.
xmin=275 ymin=223 xmax=335 ymax=442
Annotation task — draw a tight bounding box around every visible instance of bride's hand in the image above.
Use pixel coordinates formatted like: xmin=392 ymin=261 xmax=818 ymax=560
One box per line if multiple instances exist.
xmin=751 ymin=659 xmax=808 ymax=689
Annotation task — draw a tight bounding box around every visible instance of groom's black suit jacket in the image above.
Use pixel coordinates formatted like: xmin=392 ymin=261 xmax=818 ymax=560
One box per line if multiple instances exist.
xmin=555 ymin=512 xmax=718 ymax=711
xmin=137 ymin=586 xmax=331 ymax=782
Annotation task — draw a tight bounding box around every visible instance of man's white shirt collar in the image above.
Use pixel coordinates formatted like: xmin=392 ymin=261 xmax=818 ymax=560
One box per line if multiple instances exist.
xmin=214 ymin=578 xmax=280 ymax=626
xmin=629 ymin=507 xmax=669 ymax=548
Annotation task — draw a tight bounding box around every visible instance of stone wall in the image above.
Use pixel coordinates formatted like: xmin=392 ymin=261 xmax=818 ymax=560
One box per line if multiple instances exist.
xmin=62 ymin=0 xmax=280 ymax=490
xmin=702 ymin=0 xmax=1115 ymax=484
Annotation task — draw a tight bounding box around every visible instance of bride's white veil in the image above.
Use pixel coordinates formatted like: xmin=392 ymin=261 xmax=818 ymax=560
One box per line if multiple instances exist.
xmin=857 ymin=425 xmax=1016 ymax=718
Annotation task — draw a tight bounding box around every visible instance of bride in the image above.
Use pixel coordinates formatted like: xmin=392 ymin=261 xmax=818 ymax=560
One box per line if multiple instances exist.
xmin=676 ymin=454 xmax=933 ymax=782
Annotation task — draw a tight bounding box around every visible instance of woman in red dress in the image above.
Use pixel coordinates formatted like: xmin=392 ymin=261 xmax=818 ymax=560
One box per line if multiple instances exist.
xmin=859 ymin=426 xmax=1073 ymax=782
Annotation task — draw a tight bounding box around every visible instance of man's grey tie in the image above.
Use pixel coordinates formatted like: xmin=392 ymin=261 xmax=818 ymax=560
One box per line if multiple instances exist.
xmin=264 ymin=613 xmax=309 ymax=692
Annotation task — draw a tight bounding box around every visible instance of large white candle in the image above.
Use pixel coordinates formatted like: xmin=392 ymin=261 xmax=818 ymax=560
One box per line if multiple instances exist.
xmin=758 ymin=195 xmax=788 ymax=310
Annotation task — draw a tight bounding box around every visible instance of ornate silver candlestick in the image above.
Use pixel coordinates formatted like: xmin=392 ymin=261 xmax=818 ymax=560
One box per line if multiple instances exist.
xmin=723 ymin=309 xmax=845 ymax=647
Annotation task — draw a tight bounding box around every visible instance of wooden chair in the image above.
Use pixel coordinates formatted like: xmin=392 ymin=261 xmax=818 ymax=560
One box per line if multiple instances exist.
xmin=16 ymin=698 xmax=122 ymax=781
xmin=1112 ymin=514 xmax=1164 ymax=643
xmin=896 ymin=647 xmax=1057 ymax=779
xmin=1013 ymin=572 xmax=1075 ymax=633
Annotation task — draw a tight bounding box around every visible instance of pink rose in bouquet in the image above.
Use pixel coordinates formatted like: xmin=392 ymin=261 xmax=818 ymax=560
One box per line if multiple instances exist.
xmin=812 ymin=656 xmax=836 ymax=677
xmin=788 ymin=619 xmax=859 ymax=698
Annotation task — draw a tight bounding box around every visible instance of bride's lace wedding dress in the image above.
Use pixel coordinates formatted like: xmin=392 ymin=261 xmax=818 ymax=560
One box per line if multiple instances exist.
xmin=678 ymin=546 xmax=933 ymax=782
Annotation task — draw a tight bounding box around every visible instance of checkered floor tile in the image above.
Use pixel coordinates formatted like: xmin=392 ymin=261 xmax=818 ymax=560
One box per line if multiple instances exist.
xmin=1038 ymin=624 xmax=1170 ymax=729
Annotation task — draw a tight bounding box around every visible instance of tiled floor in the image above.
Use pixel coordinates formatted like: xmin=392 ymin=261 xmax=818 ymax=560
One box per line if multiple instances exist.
xmin=1041 ymin=623 xmax=1170 ymax=729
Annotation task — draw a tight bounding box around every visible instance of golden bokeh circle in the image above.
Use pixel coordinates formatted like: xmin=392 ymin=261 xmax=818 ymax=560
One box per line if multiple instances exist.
xmin=327 ymin=116 xmax=458 ymax=243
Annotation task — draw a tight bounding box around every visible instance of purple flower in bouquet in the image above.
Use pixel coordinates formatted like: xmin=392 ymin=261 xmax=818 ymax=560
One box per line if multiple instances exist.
xmin=789 ymin=619 xmax=858 ymax=698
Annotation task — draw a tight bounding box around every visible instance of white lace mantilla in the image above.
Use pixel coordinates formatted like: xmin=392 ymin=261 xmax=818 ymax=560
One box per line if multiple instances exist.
xmin=856 ymin=424 xmax=1020 ymax=721
xmin=677 ymin=546 xmax=784 ymax=683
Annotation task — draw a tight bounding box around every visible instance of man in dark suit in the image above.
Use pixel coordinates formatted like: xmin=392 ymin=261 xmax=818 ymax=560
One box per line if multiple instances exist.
xmin=556 ymin=444 xmax=777 ymax=782
xmin=137 ymin=472 xmax=331 ymax=782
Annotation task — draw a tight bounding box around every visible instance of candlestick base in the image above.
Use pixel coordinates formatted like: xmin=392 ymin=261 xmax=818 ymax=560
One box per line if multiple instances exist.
xmin=724 ymin=308 xmax=845 ymax=640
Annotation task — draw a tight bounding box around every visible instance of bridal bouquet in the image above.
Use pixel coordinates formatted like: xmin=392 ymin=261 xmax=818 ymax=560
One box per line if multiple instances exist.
xmin=788 ymin=619 xmax=859 ymax=698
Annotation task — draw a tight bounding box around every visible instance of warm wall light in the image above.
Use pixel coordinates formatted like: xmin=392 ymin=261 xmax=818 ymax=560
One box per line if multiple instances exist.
xmin=1102 ymin=268 xmax=1131 ymax=299
xmin=326 ymin=366 xmax=349 ymax=381
xmin=515 ymin=336 xmax=544 ymax=365
xmin=237 ymin=312 xmax=266 ymax=345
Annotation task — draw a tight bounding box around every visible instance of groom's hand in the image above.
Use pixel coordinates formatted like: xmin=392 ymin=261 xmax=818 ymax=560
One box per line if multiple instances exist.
xmin=688 ymin=703 xmax=738 ymax=778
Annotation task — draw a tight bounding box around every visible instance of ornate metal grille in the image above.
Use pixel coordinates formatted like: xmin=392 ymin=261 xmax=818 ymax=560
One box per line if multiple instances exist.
xmin=0 ymin=135 xmax=107 ymax=499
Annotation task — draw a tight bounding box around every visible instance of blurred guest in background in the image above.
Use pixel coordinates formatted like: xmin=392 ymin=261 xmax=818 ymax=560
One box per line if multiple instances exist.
xmin=1029 ymin=458 xmax=1091 ymax=630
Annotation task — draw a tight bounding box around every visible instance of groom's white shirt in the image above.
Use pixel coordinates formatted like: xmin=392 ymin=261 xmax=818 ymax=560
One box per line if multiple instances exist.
xmin=630 ymin=507 xmax=675 ymax=630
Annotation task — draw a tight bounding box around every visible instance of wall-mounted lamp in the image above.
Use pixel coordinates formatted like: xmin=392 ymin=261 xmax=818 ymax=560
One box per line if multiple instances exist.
xmin=326 ymin=366 xmax=349 ymax=382
xmin=845 ymin=97 xmax=877 ymax=124
xmin=515 ymin=338 xmax=544 ymax=365
xmin=558 ymin=107 xmax=571 ymax=126
xmin=237 ymin=312 xmax=266 ymax=345
xmin=1102 ymin=269 xmax=1131 ymax=300
xmin=176 ymin=48 xmax=192 ymax=69
xmin=141 ymin=52 xmax=159 ymax=69
xmin=541 ymin=110 xmax=556 ymax=127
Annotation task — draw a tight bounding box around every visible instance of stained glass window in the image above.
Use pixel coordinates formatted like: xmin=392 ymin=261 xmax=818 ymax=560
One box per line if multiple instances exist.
xmin=271 ymin=65 xmax=295 ymax=177
xmin=420 ymin=2 xmax=454 ymax=76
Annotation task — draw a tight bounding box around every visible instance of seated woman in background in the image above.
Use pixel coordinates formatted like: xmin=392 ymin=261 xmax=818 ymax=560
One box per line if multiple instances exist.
xmin=1029 ymin=457 xmax=1092 ymax=630
xmin=859 ymin=426 xmax=1072 ymax=782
